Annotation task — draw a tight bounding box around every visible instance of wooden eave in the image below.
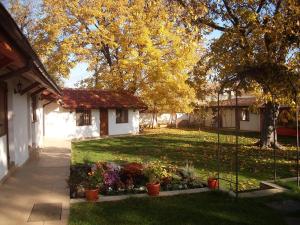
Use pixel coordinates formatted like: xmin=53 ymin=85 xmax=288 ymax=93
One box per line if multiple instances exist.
xmin=0 ymin=3 xmax=61 ymax=96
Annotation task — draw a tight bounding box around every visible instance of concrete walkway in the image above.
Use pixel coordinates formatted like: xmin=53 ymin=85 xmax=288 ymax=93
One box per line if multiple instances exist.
xmin=0 ymin=142 xmax=70 ymax=225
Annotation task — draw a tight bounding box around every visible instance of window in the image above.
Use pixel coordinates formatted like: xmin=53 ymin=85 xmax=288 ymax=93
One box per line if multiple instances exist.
xmin=116 ymin=109 xmax=128 ymax=123
xmin=76 ymin=109 xmax=91 ymax=126
xmin=240 ymin=108 xmax=250 ymax=121
xmin=0 ymin=83 xmax=7 ymax=136
xmin=32 ymin=95 xmax=37 ymax=122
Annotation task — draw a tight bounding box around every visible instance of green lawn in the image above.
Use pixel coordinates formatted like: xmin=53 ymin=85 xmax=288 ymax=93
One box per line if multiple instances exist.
xmin=72 ymin=128 xmax=298 ymax=191
xmin=69 ymin=192 xmax=287 ymax=225
xmin=277 ymin=179 xmax=300 ymax=197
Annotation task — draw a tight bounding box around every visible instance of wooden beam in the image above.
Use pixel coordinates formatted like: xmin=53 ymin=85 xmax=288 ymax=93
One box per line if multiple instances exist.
xmin=0 ymin=63 xmax=32 ymax=81
xmin=0 ymin=56 xmax=13 ymax=69
xmin=31 ymin=87 xmax=46 ymax=97
xmin=20 ymin=82 xmax=40 ymax=95
xmin=43 ymin=99 xmax=54 ymax=107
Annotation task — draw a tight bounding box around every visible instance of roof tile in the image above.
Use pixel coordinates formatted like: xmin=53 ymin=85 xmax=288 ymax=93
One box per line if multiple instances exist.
xmin=60 ymin=88 xmax=147 ymax=109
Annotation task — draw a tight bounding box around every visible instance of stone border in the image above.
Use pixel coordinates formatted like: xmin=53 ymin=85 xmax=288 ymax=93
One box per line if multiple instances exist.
xmin=223 ymin=180 xmax=288 ymax=198
xmin=70 ymin=187 xmax=210 ymax=204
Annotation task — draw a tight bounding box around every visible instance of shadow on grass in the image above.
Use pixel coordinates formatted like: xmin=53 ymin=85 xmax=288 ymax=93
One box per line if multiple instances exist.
xmin=72 ymin=129 xmax=298 ymax=187
xmin=69 ymin=192 xmax=287 ymax=225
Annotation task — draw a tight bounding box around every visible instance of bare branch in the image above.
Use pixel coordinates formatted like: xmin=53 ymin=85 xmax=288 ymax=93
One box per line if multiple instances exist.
xmin=194 ymin=18 xmax=227 ymax=32
xmin=274 ymin=0 xmax=282 ymax=16
xmin=222 ymin=0 xmax=239 ymax=26
xmin=256 ymin=0 xmax=266 ymax=13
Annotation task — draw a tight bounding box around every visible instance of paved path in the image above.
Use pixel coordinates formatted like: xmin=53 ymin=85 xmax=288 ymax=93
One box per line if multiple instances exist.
xmin=0 ymin=143 xmax=70 ymax=225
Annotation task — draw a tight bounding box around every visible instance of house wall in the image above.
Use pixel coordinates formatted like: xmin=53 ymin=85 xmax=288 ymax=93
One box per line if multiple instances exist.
xmin=240 ymin=113 xmax=260 ymax=132
xmin=204 ymin=108 xmax=214 ymax=127
xmin=0 ymin=135 xmax=8 ymax=179
xmin=32 ymin=99 xmax=44 ymax=147
xmin=1 ymin=77 xmax=41 ymax=180
xmin=44 ymin=103 xmax=100 ymax=140
xmin=108 ymin=109 xmax=139 ymax=135
xmin=140 ymin=113 xmax=172 ymax=126
xmin=12 ymin=83 xmax=29 ymax=166
xmin=140 ymin=112 xmax=189 ymax=127
xmin=44 ymin=104 xmax=139 ymax=139
xmin=203 ymin=107 xmax=260 ymax=131
xmin=6 ymin=78 xmax=30 ymax=167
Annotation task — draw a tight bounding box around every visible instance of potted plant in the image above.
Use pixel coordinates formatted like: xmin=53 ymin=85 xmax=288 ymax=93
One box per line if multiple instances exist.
xmin=84 ymin=163 xmax=104 ymax=201
xmin=144 ymin=168 xmax=160 ymax=196
xmin=207 ymin=172 xmax=219 ymax=190
xmin=144 ymin=162 xmax=167 ymax=196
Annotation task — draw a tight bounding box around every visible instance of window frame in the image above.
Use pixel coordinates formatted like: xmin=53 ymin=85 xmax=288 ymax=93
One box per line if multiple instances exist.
xmin=76 ymin=108 xmax=92 ymax=126
xmin=116 ymin=108 xmax=129 ymax=124
xmin=240 ymin=108 xmax=250 ymax=121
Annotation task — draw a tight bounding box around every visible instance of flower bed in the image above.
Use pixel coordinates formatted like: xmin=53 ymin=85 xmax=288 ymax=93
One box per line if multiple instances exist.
xmin=68 ymin=161 xmax=206 ymax=198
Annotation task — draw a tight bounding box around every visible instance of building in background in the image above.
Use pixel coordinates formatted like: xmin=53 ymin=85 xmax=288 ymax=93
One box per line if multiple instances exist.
xmin=43 ymin=88 xmax=147 ymax=140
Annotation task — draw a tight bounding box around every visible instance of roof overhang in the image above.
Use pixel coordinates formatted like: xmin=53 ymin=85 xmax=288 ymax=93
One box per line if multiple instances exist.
xmin=0 ymin=3 xmax=61 ymax=96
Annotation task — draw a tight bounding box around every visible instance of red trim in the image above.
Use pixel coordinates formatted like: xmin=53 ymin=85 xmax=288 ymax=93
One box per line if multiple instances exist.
xmin=277 ymin=127 xmax=299 ymax=137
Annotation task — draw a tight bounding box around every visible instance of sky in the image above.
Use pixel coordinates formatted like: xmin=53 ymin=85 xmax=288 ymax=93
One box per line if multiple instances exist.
xmin=63 ymin=63 xmax=92 ymax=87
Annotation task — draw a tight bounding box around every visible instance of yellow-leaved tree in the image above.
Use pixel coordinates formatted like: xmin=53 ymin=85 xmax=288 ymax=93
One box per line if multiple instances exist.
xmin=176 ymin=0 xmax=300 ymax=147
xmin=7 ymin=0 xmax=203 ymax=117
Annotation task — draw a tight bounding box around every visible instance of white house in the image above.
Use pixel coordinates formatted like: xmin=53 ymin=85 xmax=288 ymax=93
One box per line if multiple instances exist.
xmin=0 ymin=4 xmax=61 ymax=181
xmin=204 ymin=96 xmax=261 ymax=132
xmin=43 ymin=88 xmax=147 ymax=140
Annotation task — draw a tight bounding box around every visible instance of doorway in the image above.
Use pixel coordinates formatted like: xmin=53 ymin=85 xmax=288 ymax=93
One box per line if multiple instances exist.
xmin=100 ymin=108 xmax=108 ymax=136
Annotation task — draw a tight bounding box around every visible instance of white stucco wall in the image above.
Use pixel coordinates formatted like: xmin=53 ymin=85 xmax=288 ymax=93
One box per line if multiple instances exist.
xmin=32 ymin=99 xmax=44 ymax=147
xmin=140 ymin=113 xmax=172 ymax=126
xmin=140 ymin=112 xmax=190 ymax=126
xmin=44 ymin=103 xmax=100 ymax=140
xmin=12 ymin=85 xmax=29 ymax=166
xmin=240 ymin=113 xmax=260 ymax=132
xmin=0 ymin=78 xmax=52 ymax=180
xmin=0 ymin=135 xmax=8 ymax=179
xmin=204 ymin=108 xmax=214 ymax=127
xmin=45 ymin=104 xmax=139 ymax=139
xmin=108 ymin=109 xmax=139 ymax=135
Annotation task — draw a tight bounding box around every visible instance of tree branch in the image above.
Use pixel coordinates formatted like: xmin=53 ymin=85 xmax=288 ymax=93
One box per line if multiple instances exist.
xmin=274 ymin=0 xmax=282 ymax=16
xmin=256 ymin=0 xmax=266 ymax=13
xmin=222 ymin=0 xmax=239 ymax=26
xmin=101 ymin=42 xmax=112 ymax=67
xmin=194 ymin=18 xmax=227 ymax=32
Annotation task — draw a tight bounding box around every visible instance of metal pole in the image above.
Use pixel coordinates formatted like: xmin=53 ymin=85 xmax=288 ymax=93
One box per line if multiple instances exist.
xmin=296 ymin=101 xmax=299 ymax=187
xmin=217 ymin=92 xmax=220 ymax=190
xmin=272 ymin=96 xmax=277 ymax=181
xmin=235 ymin=90 xmax=239 ymax=198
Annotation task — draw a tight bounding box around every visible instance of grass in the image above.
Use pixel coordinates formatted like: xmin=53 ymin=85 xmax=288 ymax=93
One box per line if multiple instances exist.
xmin=277 ymin=179 xmax=300 ymax=197
xmin=69 ymin=192 xmax=287 ymax=225
xmin=72 ymin=128 xmax=298 ymax=191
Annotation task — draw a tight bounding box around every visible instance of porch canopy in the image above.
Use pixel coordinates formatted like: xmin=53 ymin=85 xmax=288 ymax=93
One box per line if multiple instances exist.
xmin=0 ymin=3 xmax=61 ymax=96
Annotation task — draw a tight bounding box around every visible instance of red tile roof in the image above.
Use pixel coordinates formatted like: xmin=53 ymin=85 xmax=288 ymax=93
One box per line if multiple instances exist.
xmin=59 ymin=88 xmax=147 ymax=109
xmin=210 ymin=97 xmax=257 ymax=107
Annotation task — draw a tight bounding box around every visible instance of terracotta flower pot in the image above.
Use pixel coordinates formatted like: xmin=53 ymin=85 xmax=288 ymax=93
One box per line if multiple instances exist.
xmin=207 ymin=178 xmax=219 ymax=190
xmin=146 ymin=182 xmax=160 ymax=196
xmin=85 ymin=188 xmax=99 ymax=201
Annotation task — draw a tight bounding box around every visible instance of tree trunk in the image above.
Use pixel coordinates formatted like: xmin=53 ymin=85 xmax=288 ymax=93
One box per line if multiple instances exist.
xmin=151 ymin=112 xmax=158 ymax=128
xmin=259 ymin=101 xmax=281 ymax=148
